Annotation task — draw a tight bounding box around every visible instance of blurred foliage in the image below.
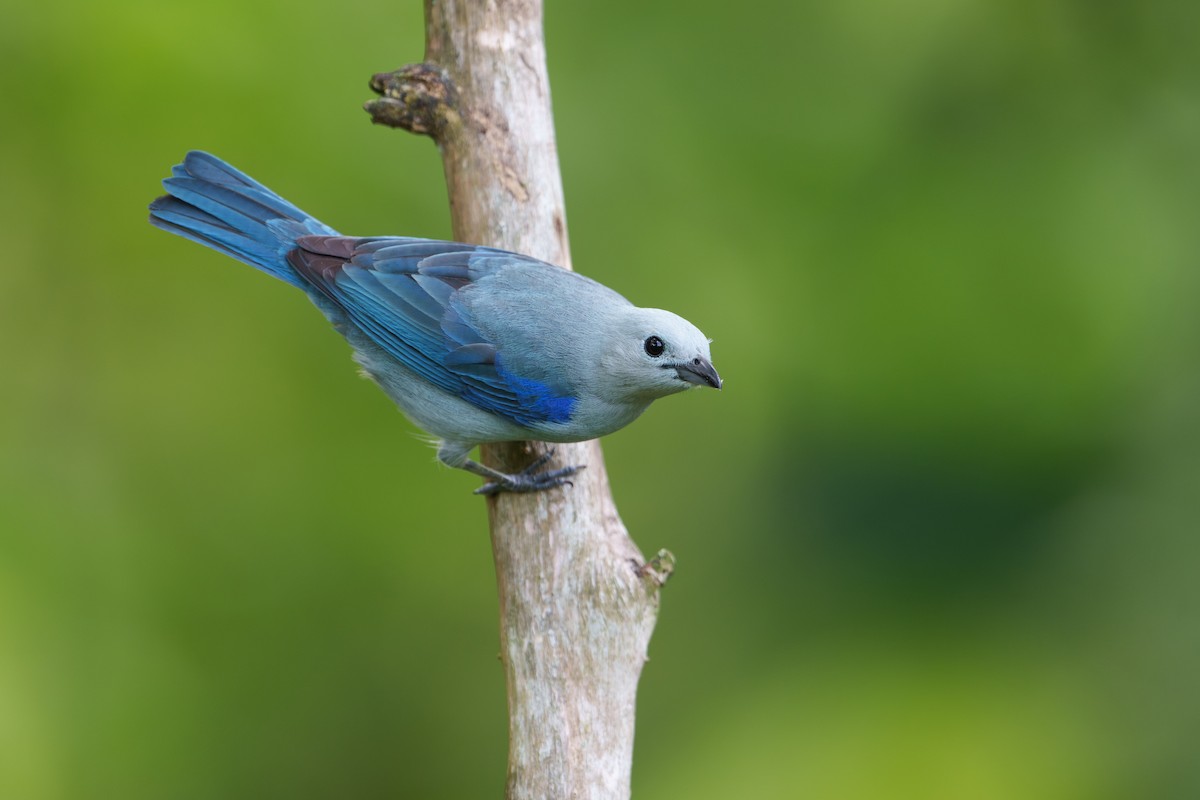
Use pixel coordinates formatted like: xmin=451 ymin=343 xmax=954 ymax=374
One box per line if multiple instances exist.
xmin=1 ymin=0 xmax=1198 ymax=797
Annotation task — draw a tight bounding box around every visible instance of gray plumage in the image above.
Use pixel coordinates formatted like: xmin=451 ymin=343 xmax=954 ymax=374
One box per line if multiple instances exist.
xmin=150 ymin=152 xmax=721 ymax=494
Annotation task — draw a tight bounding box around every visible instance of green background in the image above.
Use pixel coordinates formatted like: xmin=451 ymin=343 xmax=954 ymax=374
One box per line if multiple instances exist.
xmin=3 ymin=0 xmax=1198 ymax=797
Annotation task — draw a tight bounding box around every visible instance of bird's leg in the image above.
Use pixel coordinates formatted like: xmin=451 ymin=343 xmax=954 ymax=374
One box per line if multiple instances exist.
xmin=462 ymin=448 xmax=585 ymax=496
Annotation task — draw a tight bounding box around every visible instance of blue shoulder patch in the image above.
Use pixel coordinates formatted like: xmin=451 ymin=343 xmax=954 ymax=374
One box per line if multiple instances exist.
xmin=495 ymin=356 xmax=579 ymax=424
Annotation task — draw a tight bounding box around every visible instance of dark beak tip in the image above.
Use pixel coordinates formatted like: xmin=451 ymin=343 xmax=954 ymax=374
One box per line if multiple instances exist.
xmin=705 ymin=362 xmax=722 ymax=390
xmin=676 ymin=360 xmax=722 ymax=390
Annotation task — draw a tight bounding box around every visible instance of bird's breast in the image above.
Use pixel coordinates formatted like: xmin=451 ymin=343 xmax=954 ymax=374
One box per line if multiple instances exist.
xmin=530 ymin=394 xmax=649 ymax=442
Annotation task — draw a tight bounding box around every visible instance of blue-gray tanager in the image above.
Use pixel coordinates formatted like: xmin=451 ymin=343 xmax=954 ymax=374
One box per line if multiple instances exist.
xmin=149 ymin=152 xmax=721 ymax=494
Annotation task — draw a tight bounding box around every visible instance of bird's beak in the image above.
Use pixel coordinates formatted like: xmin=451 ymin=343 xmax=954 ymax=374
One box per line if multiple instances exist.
xmin=675 ymin=358 xmax=722 ymax=389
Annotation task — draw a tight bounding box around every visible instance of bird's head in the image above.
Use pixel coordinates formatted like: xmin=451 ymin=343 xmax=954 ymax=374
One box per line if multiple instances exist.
xmin=602 ymin=307 xmax=721 ymax=400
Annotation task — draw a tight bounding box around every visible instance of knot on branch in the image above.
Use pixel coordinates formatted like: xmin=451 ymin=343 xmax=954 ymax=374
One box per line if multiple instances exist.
xmin=365 ymin=64 xmax=460 ymax=140
xmin=636 ymin=549 xmax=676 ymax=589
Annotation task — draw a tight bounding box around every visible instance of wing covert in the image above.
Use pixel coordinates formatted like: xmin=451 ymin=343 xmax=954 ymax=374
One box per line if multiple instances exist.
xmin=288 ymin=236 xmax=578 ymax=427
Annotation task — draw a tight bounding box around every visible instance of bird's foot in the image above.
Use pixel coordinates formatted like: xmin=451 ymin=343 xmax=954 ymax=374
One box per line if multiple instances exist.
xmin=470 ymin=449 xmax=585 ymax=496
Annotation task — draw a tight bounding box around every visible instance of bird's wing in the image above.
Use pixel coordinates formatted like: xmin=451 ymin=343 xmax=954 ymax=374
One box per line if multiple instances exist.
xmin=287 ymin=236 xmax=578 ymax=427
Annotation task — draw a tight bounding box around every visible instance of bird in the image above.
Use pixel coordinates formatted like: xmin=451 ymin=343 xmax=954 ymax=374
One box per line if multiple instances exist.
xmin=149 ymin=152 xmax=721 ymax=495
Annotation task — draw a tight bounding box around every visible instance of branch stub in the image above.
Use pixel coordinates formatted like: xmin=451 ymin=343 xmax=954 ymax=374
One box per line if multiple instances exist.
xmin=365 ymin=63 xmax=461 ymax=140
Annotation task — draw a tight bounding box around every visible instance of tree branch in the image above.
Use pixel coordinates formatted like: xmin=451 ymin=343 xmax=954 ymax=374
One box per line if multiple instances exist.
xmin=367 ymin=3 xmax=669 ymax=798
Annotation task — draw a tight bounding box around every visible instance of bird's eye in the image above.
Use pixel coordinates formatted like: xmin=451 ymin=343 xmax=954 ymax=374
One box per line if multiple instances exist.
xmin=644 ymin=336 xmax=665 ymax=357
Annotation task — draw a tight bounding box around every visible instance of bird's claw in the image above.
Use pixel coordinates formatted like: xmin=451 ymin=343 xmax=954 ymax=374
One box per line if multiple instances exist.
xmin=474 ymin=450 xmax=586 ymax=496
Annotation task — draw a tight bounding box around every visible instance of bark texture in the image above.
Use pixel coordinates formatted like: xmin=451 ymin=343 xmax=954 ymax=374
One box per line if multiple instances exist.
xmin=366 ymin=3 xmax=670 ymax=798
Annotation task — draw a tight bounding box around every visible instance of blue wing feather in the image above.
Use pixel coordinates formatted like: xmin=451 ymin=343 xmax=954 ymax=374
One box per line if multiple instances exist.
xmin=341 ymin=269 xmax=449 ymax=364
xmin=287 ymin=236 xmax=578 ymax=427
xmin=444 ymin=343 xmax=498 ymax=367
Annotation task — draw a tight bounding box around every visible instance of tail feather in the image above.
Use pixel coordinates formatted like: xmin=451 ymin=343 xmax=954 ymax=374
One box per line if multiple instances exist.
xmin=149 ymin=151 xmax=338 ymax=287
xmin=149 ymin=198 xmax=282 ymax=268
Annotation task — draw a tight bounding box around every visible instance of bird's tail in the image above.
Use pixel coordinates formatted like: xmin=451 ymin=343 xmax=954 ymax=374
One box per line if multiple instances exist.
xmin=148 ymin=151 xmax=338 ymax=288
